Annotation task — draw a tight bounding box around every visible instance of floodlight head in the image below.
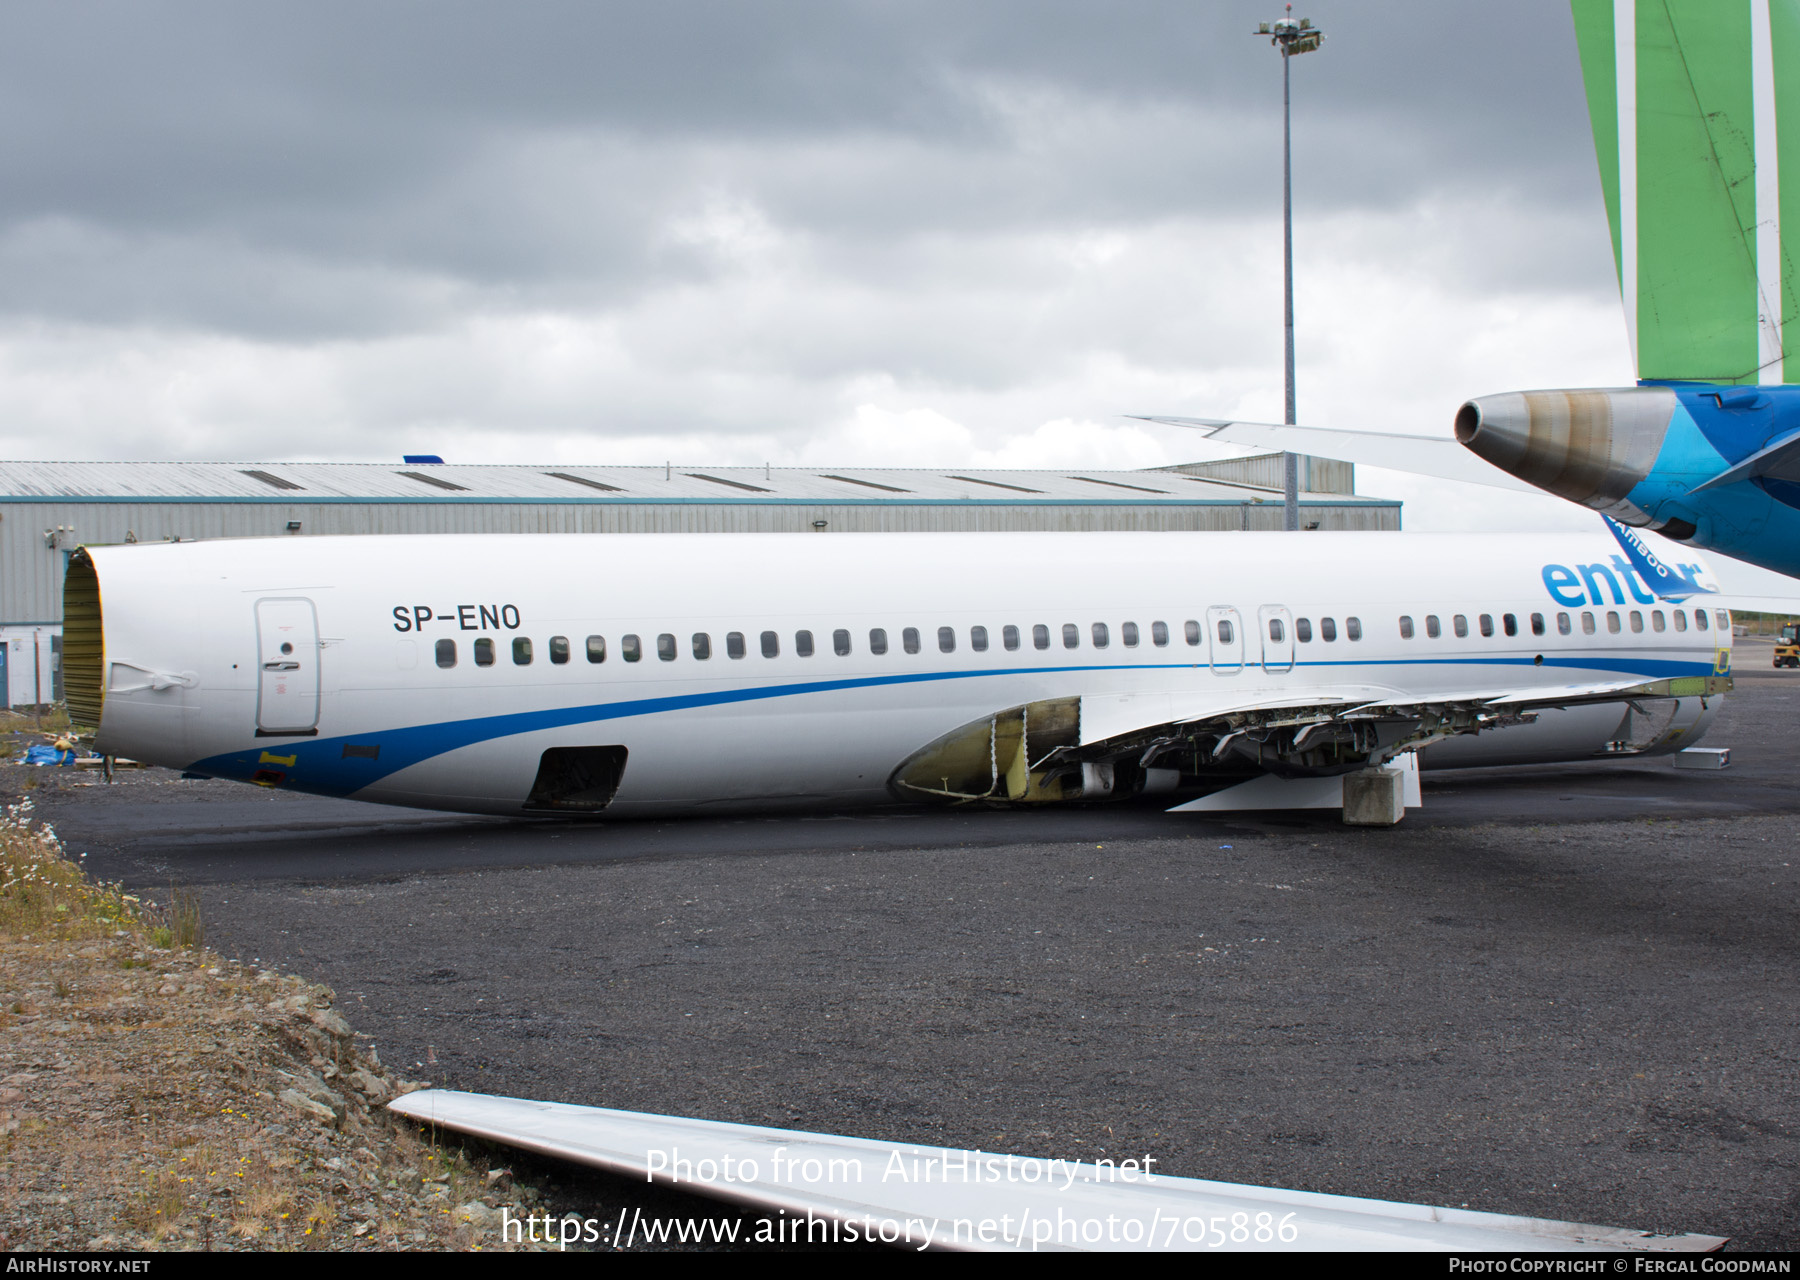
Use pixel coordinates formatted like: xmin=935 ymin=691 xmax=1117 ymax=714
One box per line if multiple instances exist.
xmin=1259 ymin=16 xmax=1324 ymax=56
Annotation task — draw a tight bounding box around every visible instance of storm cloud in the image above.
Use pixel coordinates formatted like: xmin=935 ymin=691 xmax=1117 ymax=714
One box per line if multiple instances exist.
xmin=0 ymin=0 xmax=1630 ymax=529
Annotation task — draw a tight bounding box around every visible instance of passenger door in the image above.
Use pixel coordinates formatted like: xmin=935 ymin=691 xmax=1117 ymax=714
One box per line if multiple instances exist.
xmin=1259 ymin=605 xmax=1294 ymax=673
xmin=1206 ymin=606 xmax=1244 ymax=674
xmin=255 ymin=598 xmax=320 ymax=735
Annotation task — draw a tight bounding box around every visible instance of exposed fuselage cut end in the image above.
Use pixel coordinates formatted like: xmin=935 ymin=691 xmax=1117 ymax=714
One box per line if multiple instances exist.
xmin=64 ymin=548 xmax=104 ymax=729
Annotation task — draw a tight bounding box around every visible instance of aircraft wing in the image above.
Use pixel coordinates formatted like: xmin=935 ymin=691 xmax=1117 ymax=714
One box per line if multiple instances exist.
xmin=1343 ymin=676 xmax=1715 ymax=714
xmin=389 ymin=1090 xmax=1724 ymax=1252
xmin=896 ymin=669 xmax=1730 ymax=809
xmin=1074 ymin=674 xmax=1668 ymax=751
xmin=1690 ymin=427 xmax=1800 ymax=493
xmin=1043 ymin=671 xmax=1730 ymax=806
xmin=1135 ymin=415 xmax=1540 ymax=493
xmin=1077 ymin=688 xmax=1386 ymax=745
xmin=1075 ymin=674 xmax=1721 ymax=754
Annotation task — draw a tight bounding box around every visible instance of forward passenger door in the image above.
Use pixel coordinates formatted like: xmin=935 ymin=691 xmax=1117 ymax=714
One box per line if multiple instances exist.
xmin=255 ymin=597 xmax=321 ymax=735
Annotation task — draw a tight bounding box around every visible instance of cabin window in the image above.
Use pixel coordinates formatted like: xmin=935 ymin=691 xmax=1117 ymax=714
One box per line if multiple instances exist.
xmin=1092 ymin=622 xmax=1109 ymax=648
xmin=622 ymin=634 xmax=642 ymax=662
xmin=761 ymin=630 xmax=780 ymax=658
xmin=515 ymin=637 xmax=535 ymax=665
xmin=869 ymin=628 xmax=888 ymax=655
xmin=692 ymin=633 xmax=711 ymax=660
xmin=1502 ymin=614 xmax=1517 ymax=637
xmin=903 ymin=627 xmax=921 ymax=654
xmin=1152 ymin=621 xmax=1169 ymax=646
xmin=1651 ymin=610 xmax=1665 ymax=632
xmin=1399 ymin=615 xmax=1414 ymax=639
xmin=1063 ymin=623 xmax=1080 ymax=649
xmin=656 ymin=633 xmax=676 ymax=661
xmin=1217 ymin=618 xmax=1234 ymax=644
xmin=1121 ymin=621 xmax=1139 ymax=647
xmin=796 ymin=630 xmax=814 ymax=657
xmin=1425 ymin=614 xmax=1441 ymax=639
xmin=1003 ymin=625 xmax=1021 ymax=651
xmin=436 ymin=639 xmax=456 ymax=668
xmin=1478 ymin=614 xmax=1494 ymax=638
xmin=1319 ymin=617 xmax=1337 ymax=642
xmin=473 ymin=638 xmax=494 ymax=667
xmin=938 ymin=627 xmax=955 ymax=653
xmin=550 ymin=635 xmax=570 ymax=664
xmin=1673 ymin=610 xmax=1688 ymax=632
xmin=833 ymin=628 xmax=851 ymax=656
xmin=1452 ymin=614 xmax=1468 ymax=638
xmin=971 ymin=625 xmax=989 ymax=652
xmin=1629 ymin=611 xmax=1644 ymax=633
xmin=1269 ymin=617 xmax=1286 ymax=642
xmin=1557 ymin=613 xmax=1571 ymax=635
xmin=1184 ymin=619 xmax=1202 ymax=646
xmin=1296 ymin=617 xmax=1313 ymax=643
xmin=1606 ymin=611 xmax=1621 ymax=634
xmin=727 ymin=631 xmax=746 ymax=659
xmin=1033 ymin=624 xmax=1051 ymax=650
xmin=586 ymin=635 xmax=606 ymax=663
xmin=1345 ymin=616 xmax=1362 ymax=641
xmin=1580 ymin=612 xmax=1596 ymax=635
xmin=1694 ymin=609 xmax=1709 ymax=631
xmin=1530 ymin=613 xmax=1545 ymax=637
xmin=1716 ymin=609 xmax=1730 ymax=631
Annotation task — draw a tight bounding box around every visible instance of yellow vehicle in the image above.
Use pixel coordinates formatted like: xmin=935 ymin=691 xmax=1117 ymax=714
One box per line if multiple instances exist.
xmin=1776 ymin=623 xmax=1800 ymax=669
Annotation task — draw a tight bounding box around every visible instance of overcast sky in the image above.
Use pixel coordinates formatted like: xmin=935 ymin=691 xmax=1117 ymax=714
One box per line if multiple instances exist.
xmin=0 ymin=1 xmax=1690 ymax=545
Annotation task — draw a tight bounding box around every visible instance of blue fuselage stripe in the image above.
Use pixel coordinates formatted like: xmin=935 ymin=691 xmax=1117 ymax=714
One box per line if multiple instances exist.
xmin=187 ymin=651 xmax=1718 ymax=796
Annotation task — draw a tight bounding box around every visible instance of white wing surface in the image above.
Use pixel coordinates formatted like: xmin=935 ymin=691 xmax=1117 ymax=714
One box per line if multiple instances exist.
xmin=1137 ymin=415 xmax=1539 ymax=492
xmin=389 ymin=1090 xmax=1724 ymax=1252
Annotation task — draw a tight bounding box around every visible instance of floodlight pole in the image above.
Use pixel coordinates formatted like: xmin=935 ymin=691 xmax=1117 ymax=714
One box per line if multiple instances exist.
xmin=1256 ymin=6 xmax=1323 ymax=531
xmin=1282 ymin=37 xmax=1297 ymax=531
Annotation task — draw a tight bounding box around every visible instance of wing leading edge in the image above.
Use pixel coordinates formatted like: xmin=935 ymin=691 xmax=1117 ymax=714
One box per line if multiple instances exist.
xmin=1135 ymin=415 xmax=1539 ymax=492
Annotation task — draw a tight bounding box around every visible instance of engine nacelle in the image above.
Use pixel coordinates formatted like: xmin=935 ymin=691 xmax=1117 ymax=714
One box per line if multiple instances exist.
xmin=1454 ymin=387 xmax=1678 ymax=526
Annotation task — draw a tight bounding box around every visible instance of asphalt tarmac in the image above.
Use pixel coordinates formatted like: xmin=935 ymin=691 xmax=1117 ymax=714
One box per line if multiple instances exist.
xmin=23 ymin=638 xmax=1800 ymax=1250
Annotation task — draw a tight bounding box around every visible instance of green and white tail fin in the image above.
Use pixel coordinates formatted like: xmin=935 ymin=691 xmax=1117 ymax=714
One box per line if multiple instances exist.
xmin=1572 ymin=0 xmax=1800 ymax=384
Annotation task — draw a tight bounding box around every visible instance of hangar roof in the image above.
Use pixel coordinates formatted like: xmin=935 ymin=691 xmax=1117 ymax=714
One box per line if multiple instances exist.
xmin=0 ymin=460 xmax=1389 ymax=505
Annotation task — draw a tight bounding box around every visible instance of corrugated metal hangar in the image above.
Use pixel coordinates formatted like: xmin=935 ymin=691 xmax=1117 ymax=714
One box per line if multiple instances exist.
xmin=0 ymin=452 xmax=1398 ymax=706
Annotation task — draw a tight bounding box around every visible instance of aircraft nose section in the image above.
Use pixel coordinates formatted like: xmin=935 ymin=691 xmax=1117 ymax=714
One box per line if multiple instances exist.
xmin=1453 ymin=387 xmax=1678 ymax=517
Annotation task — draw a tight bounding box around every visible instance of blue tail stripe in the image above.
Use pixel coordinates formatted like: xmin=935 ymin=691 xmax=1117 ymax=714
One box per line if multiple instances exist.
xmin=1601 ymin=514 xmax=1716 ymax=601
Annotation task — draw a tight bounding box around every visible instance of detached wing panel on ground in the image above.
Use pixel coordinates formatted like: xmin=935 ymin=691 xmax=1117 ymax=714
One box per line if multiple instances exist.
xmin=389 ymin=1090 xmax=1725 ymax=1252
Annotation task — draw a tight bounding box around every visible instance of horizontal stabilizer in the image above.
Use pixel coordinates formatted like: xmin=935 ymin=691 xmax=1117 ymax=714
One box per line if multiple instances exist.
xmin=1136 ymin=416 xmax=1539 ymax=492
xmin=389 ymin=1090 xmax=1725 ymax=1252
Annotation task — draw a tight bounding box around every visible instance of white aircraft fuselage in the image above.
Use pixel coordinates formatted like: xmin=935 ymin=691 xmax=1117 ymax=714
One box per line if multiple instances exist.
xmin=68 ymin=530 xmax=1734 ymax=817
